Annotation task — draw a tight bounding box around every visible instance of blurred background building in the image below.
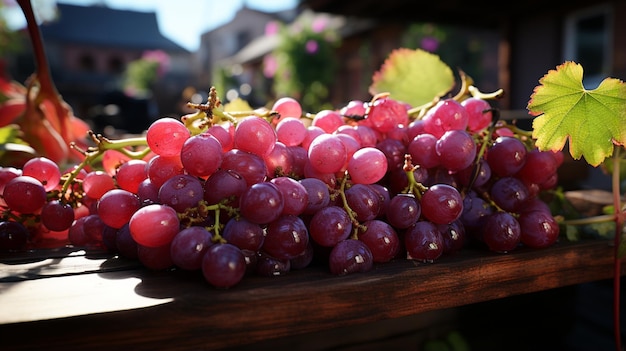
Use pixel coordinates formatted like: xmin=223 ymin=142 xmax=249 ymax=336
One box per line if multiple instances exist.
xmin=3 ymin=0 xmax=623 ymax=134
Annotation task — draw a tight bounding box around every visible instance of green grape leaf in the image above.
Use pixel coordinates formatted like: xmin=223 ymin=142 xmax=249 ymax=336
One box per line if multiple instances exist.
xmin=528 ymin=61 xmax=626 ymax=167
xmin=369 ymin=48 xmax=455 ymax=106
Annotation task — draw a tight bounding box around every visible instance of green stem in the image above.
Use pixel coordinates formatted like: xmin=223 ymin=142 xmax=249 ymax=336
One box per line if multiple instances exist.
xmin=611 ymin=146 xmax=623 ymax=351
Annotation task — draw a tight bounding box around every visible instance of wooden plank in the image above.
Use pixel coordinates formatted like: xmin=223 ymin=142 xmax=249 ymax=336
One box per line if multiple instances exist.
xmin=0 ymin=239 xmax=622 ymax=350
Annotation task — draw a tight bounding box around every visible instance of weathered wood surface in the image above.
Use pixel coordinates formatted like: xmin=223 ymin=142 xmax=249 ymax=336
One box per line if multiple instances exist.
xmin=0 ymin=238 xmax=622 ymax=351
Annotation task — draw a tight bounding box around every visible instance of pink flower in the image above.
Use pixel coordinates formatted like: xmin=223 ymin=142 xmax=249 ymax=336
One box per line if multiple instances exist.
xmin=421 ymin=37 xmax=439 ymax=52
xmin=265 ymin=21 xmax=279 ymax=36
xmin=311 ymin=17 xmax=327 ymax=33
xmin=305 ymin=40 xmax=318 ymax=54
xmin=263 ymin=54 xmax=277 ymax=78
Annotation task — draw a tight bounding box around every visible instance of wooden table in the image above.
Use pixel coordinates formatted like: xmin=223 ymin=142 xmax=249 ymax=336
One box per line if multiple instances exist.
xmin=1 ymin=237 xmax=623 ymax=351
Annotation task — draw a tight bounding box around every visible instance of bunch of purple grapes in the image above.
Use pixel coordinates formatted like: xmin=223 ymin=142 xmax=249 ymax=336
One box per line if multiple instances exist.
xmin=0 ymin=94 xmax=561 ymax=289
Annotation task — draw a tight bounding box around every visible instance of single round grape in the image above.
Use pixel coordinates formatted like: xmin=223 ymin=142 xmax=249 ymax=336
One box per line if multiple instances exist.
xmin=41 ymin=200 xmax=75 ymax=232
xmin=170 ymin=226 xmax=214 ymax=270
xmin=158 ymin=174 xmax=204 ymax=213
xmin=366 ymin=96 xmax=409 ymax=133
xmin=288 ymin=145 xmax=307 ymax=178
xmin=220 ymin=149 xmax=268 ymax=187
xmin=137 ymin=178 xmax=160 ymax=205
xmin=408 ymin=133 xmax=440 ymax=169
xmin=82 ymin=171 xmax=116 ymax=200
xmin=386 ymin=194 xmax=420 ymax=229
xmin=203 ymin=169 xmax=247 ymax=206
xmin=22 ymin=156 xmax=61 ymax=192
xmin=340 ymin=99 xmax=366 ymax=118
xmin=345 ymin=184 xmax=382 ymax=222
xmin=486 ymin=136 xmax=527 ymax=177
xmin=483 ymin=212 xmax=521 ymax=253
xmin=299 ymin=177 xmax=330 ymax=215
xmin=516 ymin=148 xmax=558 ymax=186
xmin=233 ymin=116 xmax=277 ymax=157
xmin=404 ymin=221 xmax=444 ymax=263
xmin=422 ymin=98 xmax=469 ymax=138
xmin=264 ymin=141 xmax=293 ymax=178
xmin=460 ymin=192 xmax=494 ymax=241
xmin=489 ymin=177 xmax=530 ymax=213
xmin=116 ymin=224 xmax=138 ymax=259
xmin=328 ymin=239 xmax=374 ymax=275
xmin=129 ymin=204 xmax=180 ymax=247
xmin=420 ymin=184 xmax=463 ymax=224
xmin=255 ymin=251 xmax=291 ymax=276
xmin=438 ymin=219 xmax=466 ymax=255
xmin=357 ymin=219 xmax=400 ymax=263
xmin=239 ymin=181 xmax=284 ymax=224
xmin=82 ymin=213 xmax=106 ymax=242
xmin=461 ymin=97 xmax=493 ymax=132
xmin=307 ymin=133 xmax=347 ymax=174
xmin=263 ymin=214 xmax=309 ymax=260
xmin=97 ymin=189 xmax=141 ymax=229
xmin=0 ymin=221 xmax=29 ymax=251
xmin=115 ymin=159 xmax=148 ymax=193
xmin=146 ymin=155 xmax=185 ymax=189
xmin=308 ymin=206 xmax=352 ymax=247
xmin=270 ymin=176 xmax=309 ymax=216
xmin=311 ymin=109 xmax=344 ymax=133
xmin=3 ymin=175 xmax=47 ymax=214
xmin=202 ymin=243 xmax=246 ymax=288
xmin=206 ymin=123 xmax=234 ymax=152
xmin=272 ymin=96 xmax=302 ymax=121
xmin=290 ymin=241 xmax=314 ymax=270
xmin=436 ymin=129 xmax=477 ymax=172
xmin=180 ymin=132 xmax=223 ymax=178
xmin=222 ymin=217 xmax=265 ymax=251
xmin=518 ymin=210 xmax=559 ymax=249
xmin=146 ymin=117 xmax=190 ymax=157
xmin=347 ymin=147 xmax=388 ymax=185
xmin=68 ymin=217 xmax=90 ymax=247
xmin=276 ymin=116 xmax=307 ymax=147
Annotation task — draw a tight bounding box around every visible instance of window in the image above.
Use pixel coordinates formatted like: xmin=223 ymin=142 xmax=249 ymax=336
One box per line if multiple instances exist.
xmin=563 ymin=5 xmax=613 ymax=88
xmin=78 ymin=53 xmax=96 ymax=72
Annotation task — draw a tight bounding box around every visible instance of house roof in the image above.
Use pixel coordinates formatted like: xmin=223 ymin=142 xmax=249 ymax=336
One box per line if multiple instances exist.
xmin=39 ymin=3 xmax=189 ymax=52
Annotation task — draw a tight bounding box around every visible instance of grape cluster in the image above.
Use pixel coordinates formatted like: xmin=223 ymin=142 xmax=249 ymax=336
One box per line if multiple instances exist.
xmin=0 ymin=93 xmax=562 ymax=289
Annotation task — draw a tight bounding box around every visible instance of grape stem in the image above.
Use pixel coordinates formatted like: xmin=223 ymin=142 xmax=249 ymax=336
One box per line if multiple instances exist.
xmin=335 ymin=174 xmax=366 ymax=238
xmin=60 ymin=132 xmax=149 ymax=196
xmin=401 ymin=154 xmax=427 ymax=200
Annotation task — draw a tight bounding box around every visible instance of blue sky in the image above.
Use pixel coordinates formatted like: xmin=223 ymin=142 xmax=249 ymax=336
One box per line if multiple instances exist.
xmin=4 ymin=0 xmax=299 ymax=51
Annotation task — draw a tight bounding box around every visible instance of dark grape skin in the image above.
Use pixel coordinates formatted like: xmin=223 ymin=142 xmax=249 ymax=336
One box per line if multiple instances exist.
xmin=202 ymin=243 xmax=247 ymax=288
xmin=263 ymin=214 xmax=309 ymax=260
xmin=404 ymin=221 xmax=445 ymax=262
xmin=483 ymin=212 xmax=521 ymax=253
xmin=328 ymin=239 xmax=374 ymax=275
xmin=221 ymin=217 xmax=265 ymax=252
xmin=518 ymin=210 xmax=560 ymax=249
xmin=489 ymin=177 xmax=530 ymax=213
xmin=170 ymin=226 xmax=214 ymax=271
xmin=344 ymin=184 xmax=382 ymax=222
xmin=0 ymin=221 xmax=29 ymax=251
xmin=357 ymin=219 xmax=400 ymax=263
xmin=40 ymin=200 xmax=75 ymax=232
xmin=255 ymin=251 xmax=291 ymax=277
xmin=385 ymin=194 xmax=420 ymax=229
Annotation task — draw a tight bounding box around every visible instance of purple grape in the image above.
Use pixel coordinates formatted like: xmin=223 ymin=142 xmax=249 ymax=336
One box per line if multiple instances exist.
xmin=405 ymin=221 xmax=444 ymax=262
xmin=263 ymin=214 xmax=309 ymax=260
xmin=345 ymin=184 xmax=382 ymax=222
xmin=308 ymin=206 xmax=352 ymax=247
xmin=436 ymin=129 xmax=477 ymax=172
xmin=222 ymin=217 xmax=265 ymax=251
xmin=489 ymin=177 xmax=530 ymax=213
xmin=420 ymin=184 xmax=463 ymax=224
xmin=518 ymin=210 xmax=559 ymax=249
xmin=385 ymin=194 xmax=420 ymax=229
xmin=203 ymin=169 xmax=247 ymax=206
xmin=299 ymin=177 xmax=330 ymax=215
xmin=202 ymin=243 xmax=246 ymax=288
xmin=486 ymin=136 xmax=527 ymax=177
xmin=255 ymin=251 xmax=291 ymax=276
xmin=270 ymin=176 xmax=309 ymax=216
xmin=357 ymin=219 xmax=400 ymax=263
xmin=483 ymin=212 xmax=521 ymax=253
xmin=0 ymin=221 xmax=29 ymax=251
xmin=328 ymin=239 xmax=374 ymax=275
xmin=170 ymin=226 xmax=214 ymax=270
xmin=239 ymin=182 xmax=284 ymax=224
xmin=158 ymin=174 xmax=204 ymax=213
xmin=116 ymin=223 xmax=138 ymax=259
xmin=221 ymin=149 xmax=268 ymax=187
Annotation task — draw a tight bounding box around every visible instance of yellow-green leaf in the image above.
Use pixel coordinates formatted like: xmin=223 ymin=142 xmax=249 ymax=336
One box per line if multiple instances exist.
xmin=369 ymin=48 xmax=455 ymax=106
xmin=528 ymin=61 xmax=626 ymax=167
